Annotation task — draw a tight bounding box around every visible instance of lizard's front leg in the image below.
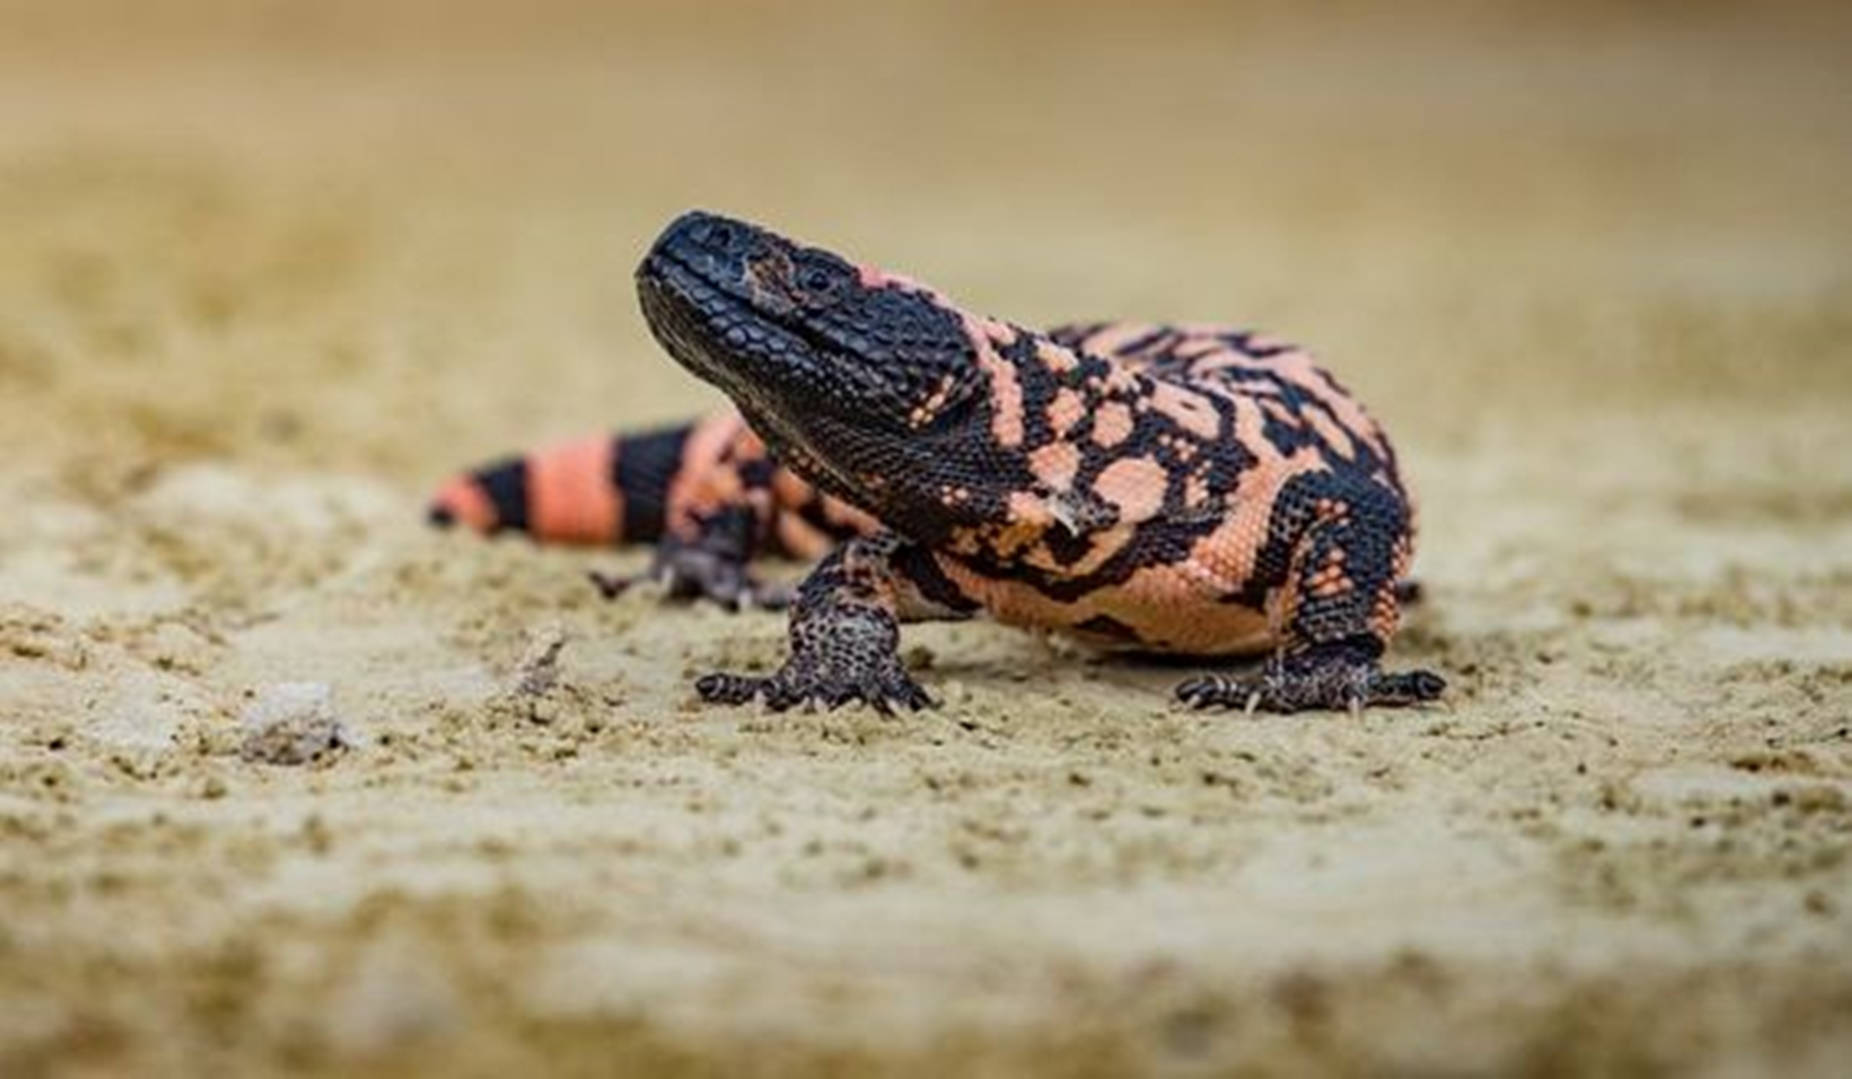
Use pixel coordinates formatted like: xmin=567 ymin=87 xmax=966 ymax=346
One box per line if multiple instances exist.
xmin=695 ymin=533 xmax=975 ymax=714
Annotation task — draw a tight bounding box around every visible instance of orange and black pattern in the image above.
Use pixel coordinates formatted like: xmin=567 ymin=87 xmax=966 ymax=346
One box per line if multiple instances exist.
xmin=430 ymin=411 xmax=877 ymax=561
xmin=434 ymin=211 xmax=1443 ymax=714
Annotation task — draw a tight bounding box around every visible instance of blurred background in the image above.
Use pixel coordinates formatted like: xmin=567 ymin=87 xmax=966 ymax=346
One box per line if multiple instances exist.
xmin=2 ymin=0 xmax=1846 ymax=488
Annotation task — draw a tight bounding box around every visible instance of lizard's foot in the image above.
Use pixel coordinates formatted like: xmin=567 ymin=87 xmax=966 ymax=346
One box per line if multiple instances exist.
xmin=589 ymin=537 xmax=790 ymax=611
xmin=590 ymin=505 xmax=786 ymax=611
xmin=695 ymin=605 xmax=931 ymax=715
xmin=1175 ymin=645 xmax=1444 ymax=715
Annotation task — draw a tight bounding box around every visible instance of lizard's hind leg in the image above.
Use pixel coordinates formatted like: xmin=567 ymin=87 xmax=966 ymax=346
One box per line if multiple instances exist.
xmin=1176 ymin=476 xmax=1444 ymax=714
xmin=589 ymin=505 xmax=792 ymax=610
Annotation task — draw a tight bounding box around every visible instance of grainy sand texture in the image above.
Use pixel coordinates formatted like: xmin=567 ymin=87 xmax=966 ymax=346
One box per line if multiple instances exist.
xmin=2 ymin=2 xmax=1850 ymax=1075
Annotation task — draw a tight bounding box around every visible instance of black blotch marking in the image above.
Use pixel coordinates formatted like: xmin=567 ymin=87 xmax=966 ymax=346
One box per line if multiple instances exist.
xmin=1217 ymin=330 xmax=1292 ymax=358
xmin=476 ymin=459 xmax=528 ymax=533
xmin=1110 ymin=327 xmax=1176 ymax=357
xmin=898 ymin=546 xmax=983 ymax=614
xmin=1074 ymin=613 xmax=1142 ymax=643
xmin=614 ymin=424 xmax=693 ymax=543
xmin=1042 ymin=524 xmax=1098 ymax=566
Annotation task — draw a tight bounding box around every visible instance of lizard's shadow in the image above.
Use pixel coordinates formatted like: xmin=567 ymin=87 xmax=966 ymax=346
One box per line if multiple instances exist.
xmin=905 ymin=643 xmax=1266 ymax=699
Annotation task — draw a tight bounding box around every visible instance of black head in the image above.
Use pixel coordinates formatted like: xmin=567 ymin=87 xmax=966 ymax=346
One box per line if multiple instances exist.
xmin=635 ymin=212 xmax=987 ymax=506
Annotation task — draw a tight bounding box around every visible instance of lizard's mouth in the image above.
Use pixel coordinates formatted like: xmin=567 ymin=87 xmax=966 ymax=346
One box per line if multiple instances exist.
xmin=636 ymin=248 xmax=869 ymax=497
xmin=636 ymin=248 xmax=838 ymax=412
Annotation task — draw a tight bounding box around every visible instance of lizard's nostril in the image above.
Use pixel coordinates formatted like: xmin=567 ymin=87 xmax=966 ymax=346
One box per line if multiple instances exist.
xmin=702 ymin=222 xmax=736 ymax=252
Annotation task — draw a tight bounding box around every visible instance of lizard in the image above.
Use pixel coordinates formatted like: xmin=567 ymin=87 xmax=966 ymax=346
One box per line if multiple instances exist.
xmin=428 ymin=211 xmax=1445 ymax=715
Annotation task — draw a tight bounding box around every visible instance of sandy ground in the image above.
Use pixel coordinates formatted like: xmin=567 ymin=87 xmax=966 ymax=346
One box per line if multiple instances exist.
xmin=2 ymin=2 xmax=1851 ymax=1075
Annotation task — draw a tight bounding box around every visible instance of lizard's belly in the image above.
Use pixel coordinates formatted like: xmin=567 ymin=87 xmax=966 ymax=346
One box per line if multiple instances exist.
xmin=936 ymin=556 xmax=1280 ymax=657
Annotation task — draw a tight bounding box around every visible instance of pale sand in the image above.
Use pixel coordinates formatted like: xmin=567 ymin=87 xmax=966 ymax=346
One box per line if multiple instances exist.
xmin=1 ymin=3 xmax=1849 ymax=1075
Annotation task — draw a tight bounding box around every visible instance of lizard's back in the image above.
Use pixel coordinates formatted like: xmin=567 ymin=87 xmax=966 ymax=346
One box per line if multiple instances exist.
xmin=917 ymin=318 xmax=1414 ymax=658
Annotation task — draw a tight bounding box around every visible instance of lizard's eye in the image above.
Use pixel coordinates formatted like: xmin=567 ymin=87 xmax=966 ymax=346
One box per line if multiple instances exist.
xmin=796 ymin=259 xmax=847 ymax=301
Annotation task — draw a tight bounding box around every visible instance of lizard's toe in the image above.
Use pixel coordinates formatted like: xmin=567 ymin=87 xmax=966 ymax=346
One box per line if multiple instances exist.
xmin=1357 ymin=668 xmax=1446 ymax=707
xmin=695 ymin=671 xmax=765 ymax=705
xmin=1174 ymin=674 xmax=1267 ymax=712
xmin=870 ymin=668 xmax=933 ymax=713
xmin=1174 ymin=675 xmax=1224 ymax=709
xmin=696 ymin=662 xmax=928 ymax=716
xmin=1173 ymin=648 xmax=1444 ymax=716
xmin=862 ymin=686 xmax=895 ymax=717
xmin=805 ymin=665 xmax=927 ymax=716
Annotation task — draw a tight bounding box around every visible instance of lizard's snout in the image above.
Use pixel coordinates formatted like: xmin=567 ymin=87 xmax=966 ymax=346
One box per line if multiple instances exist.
xmin=653 ymin=210 xmax=760 ymax=268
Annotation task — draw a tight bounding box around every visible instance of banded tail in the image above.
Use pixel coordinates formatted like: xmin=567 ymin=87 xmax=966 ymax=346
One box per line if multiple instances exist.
xmin=427 ymin=422 xmax=696 ymax=546
xmin=427 ymin=410 xmax=880 ymax=557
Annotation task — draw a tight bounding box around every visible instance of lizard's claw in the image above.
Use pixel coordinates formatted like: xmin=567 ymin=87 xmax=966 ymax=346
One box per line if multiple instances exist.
xmin=590 ymin=504 xmax=785 ymax=611
xmin=696 ymin=663 xmax=932 ymax=715
xmin=1175 ymin=648 xmax=1444 ymax=715
xmin=590 ymin=536 xmax=790 ymax=611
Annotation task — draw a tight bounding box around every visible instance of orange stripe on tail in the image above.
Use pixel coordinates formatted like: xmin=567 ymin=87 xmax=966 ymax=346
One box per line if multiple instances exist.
xmin=526 ymin=435 xmax=623 ymax=544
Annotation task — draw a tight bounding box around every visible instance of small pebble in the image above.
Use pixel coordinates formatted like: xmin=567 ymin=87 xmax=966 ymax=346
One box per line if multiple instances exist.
xmin=239 ymin=682 xmax=358 ymax=765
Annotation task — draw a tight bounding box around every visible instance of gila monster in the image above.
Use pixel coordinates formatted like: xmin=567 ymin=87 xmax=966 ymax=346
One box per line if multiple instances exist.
xmin=429 ymin=211 xmax=1444 ymax=715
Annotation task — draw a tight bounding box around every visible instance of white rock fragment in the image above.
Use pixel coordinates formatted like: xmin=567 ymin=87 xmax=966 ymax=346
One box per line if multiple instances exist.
xmin=239 ymin=681 xmax=360 ymax=765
